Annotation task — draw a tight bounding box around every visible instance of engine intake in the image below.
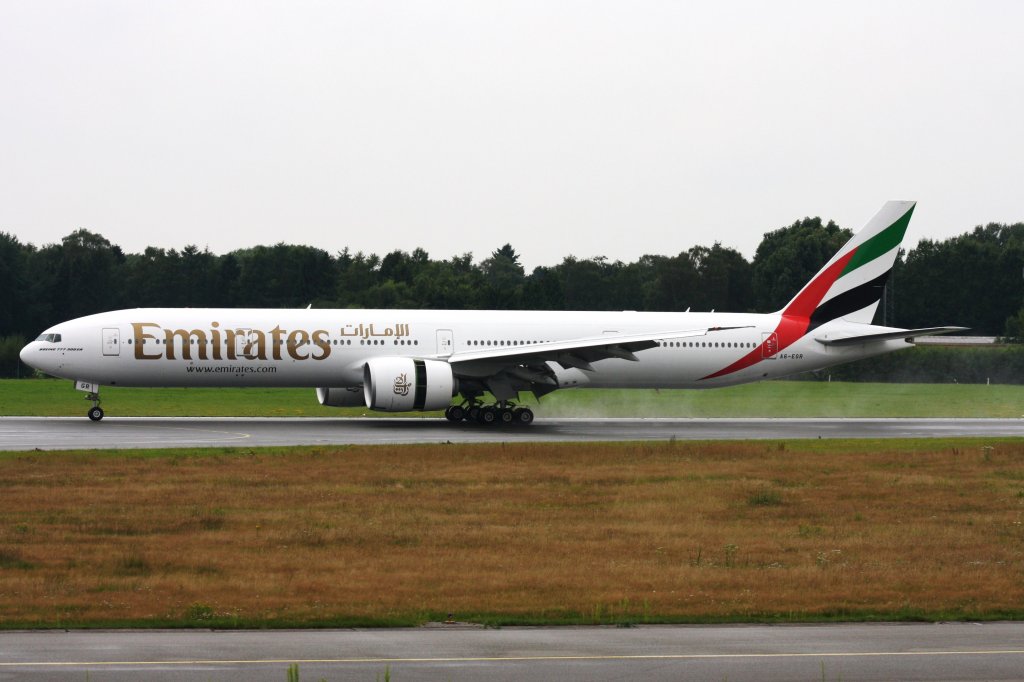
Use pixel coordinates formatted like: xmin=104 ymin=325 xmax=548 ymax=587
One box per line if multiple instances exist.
xmin=363 ymin=357 xmax=456 ymax=411
xmin=315 ymin=386 xmax=365 ymax=407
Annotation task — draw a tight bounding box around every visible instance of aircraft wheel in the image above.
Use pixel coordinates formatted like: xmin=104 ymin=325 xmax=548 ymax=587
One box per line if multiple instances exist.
xmin=445 ymin=405 xmax=465 ymax=422
xmin=478 ymin=407 xmax=497 ymax=425
xmin=514 ymin=407 xmax=534 ymax=425
xmin=87 ymin=406 xmax=104 ymax=422
xmin=498 ymin=408 xmax=514 ymax=424
xmin=467 ymin=405 xmax=481 ymax=422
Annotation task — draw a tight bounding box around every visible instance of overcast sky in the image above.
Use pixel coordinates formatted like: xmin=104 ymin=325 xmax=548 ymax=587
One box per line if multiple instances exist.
xmin=2 ymin=1 xmax=1022 ymax=269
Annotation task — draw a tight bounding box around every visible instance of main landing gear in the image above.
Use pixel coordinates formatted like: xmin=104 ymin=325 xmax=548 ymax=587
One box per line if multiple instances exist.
xmin=445 ymin=401 xmax=535 ymax=426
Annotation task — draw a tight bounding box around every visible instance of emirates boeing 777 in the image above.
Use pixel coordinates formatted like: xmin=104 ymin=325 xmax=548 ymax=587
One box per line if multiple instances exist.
xmin=20 ymin=201 xmax=962 ymax=424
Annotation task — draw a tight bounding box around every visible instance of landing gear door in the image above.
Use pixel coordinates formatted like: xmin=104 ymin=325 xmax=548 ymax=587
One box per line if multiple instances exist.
xmin=102 ymin=328 xmax=120 ymax=356
xmin=436 ymin=329 xmax=454 ymax=357
xmin=761 ymin=332 xmax=778 ymax=359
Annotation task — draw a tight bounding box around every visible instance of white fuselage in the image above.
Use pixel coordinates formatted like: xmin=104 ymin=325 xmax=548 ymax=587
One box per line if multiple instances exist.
xmin=20 ymin=308 xmax=906 ymax=391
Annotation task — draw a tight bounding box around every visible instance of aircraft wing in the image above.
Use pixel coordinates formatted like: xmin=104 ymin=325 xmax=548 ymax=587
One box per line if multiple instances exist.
xmin=444 ymin=325 xmax=752 ymax=400
xmin=447 ymin=325 xmax=752 ymax=368
xmin=814 ymin=326 xmax=968 ymax=346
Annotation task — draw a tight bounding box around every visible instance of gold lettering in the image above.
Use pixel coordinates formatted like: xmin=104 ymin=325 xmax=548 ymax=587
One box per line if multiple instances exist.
xmin=210 ymin=321 xmax=222 ymax=361
xmin=241 ymin=329 xmax=267 ymax=360
xmin=132 ymin=322 xmax=162 ymax=360
xmin=131 ymin=323 xmax=345 ymax=362
xmin=311 ymin=329 xmax=330 ymax=360
xmin=270 ymin=325 xmax=285 ymax=361
xmin=165 ymin=329 xmax=209 ymax=361
xmin=225 ymin=328 xmax=239 ymax=360
xmin=287 ymin=329 xmax=310 ymax=360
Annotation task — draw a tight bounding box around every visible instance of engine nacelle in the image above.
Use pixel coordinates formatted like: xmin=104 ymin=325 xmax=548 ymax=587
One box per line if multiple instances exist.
xmin=363 ymin=357 xmax=456 ymax=411
xmin=316 ymin=386 xmax=365 ymax=407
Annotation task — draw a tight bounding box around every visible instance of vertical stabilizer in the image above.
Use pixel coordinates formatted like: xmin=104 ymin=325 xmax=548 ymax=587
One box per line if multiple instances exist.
xmin=701 ymin=201 xmax=915 ymax=381
xmin=779 ymin=200 xmax=915 ymax=328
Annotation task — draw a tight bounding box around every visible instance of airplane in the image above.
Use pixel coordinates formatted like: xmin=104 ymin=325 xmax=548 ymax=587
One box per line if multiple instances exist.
xmin=19 ymin=201 xmax=963 ymax=425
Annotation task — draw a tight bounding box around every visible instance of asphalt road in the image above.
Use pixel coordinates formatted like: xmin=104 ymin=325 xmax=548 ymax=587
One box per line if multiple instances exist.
xmin=2 ymin=622 xmax=1024 ymax=681
xmin=0 ymin=416 xmax=1022 ymax=450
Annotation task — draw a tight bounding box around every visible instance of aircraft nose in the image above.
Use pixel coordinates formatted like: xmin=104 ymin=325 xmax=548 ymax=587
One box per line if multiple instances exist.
xmin=19 ymin=341 xmax=36 ymax=369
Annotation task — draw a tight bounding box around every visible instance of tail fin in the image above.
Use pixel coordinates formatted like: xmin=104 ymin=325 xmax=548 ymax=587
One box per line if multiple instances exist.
xmin=701 ymin=201 xmax=916 ymax=382
xmin=779 ymin=200 xmax=915 ymax=329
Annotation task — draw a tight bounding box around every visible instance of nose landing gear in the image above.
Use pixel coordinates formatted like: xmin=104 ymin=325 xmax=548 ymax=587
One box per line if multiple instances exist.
xmin=75 ymin=381 xmax=104 ymax=421
xmin=86 ymin=392 xmax=104 ymax=421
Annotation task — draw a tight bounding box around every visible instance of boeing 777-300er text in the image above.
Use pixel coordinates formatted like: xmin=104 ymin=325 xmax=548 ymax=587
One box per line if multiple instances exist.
xmin=20 ymin=201 xmax=962 ymax=425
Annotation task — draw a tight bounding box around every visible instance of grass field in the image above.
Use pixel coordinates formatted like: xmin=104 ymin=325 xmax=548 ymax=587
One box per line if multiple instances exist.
xmin=1 ymin=439 xmax=1023 ymax=628
xmin=1 ymin=378 xmax=1022 ymax=418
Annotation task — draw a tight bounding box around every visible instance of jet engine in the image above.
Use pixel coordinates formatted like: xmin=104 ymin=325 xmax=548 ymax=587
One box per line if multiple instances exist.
xmin=315 ymin=386 xmax=365 ymax=407
xmin=363 ymin=357 xmax=456 ymax=411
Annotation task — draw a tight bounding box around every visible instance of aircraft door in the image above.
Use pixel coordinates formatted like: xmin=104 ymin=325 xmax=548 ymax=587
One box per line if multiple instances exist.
xmin=761 ymin=332 xmax=778 ymax=359
xmin=436 ymin=329 xmax=454 ymax=357
xmin=102 ymin=328 xmax=120 ymax=356
xmin=235 ymin=329 xmax=261 ymax=359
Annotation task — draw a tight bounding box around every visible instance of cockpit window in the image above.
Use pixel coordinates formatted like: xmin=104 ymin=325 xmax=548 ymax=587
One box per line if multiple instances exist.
xmin=36 ymin=333 xmax=62 ymax=343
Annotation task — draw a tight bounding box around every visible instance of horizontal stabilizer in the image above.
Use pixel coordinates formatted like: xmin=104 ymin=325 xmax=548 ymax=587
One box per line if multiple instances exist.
xmin=815 ymin=326 xmax=969 ymax=346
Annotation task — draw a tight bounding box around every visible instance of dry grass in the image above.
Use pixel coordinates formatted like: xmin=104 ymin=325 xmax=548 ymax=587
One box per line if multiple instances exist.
xmin=1 ymin=440 xmax=1023 ymax=627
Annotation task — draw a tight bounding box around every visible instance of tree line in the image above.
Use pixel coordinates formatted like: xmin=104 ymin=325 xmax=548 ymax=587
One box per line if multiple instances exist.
xmin=1 ymin=216 xmax=1023 ymax=377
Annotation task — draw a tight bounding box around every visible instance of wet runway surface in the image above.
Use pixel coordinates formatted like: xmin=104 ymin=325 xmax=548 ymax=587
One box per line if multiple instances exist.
xmin=0 ymin=416 xmax=1022 ymax=451
xmin=2 ymin=622 xmax=1024 ymax=681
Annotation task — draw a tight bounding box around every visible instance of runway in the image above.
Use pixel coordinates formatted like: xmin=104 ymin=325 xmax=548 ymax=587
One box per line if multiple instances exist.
xmin=2 ymin=622 xmax=1024 ymax=681
xmin=0 ymin=416 xmax=1021 ymax=451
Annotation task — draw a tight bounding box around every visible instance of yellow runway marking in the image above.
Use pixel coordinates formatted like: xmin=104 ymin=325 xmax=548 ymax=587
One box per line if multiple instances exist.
xmin=4 ymin=649 xmax=1024 ymax=667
